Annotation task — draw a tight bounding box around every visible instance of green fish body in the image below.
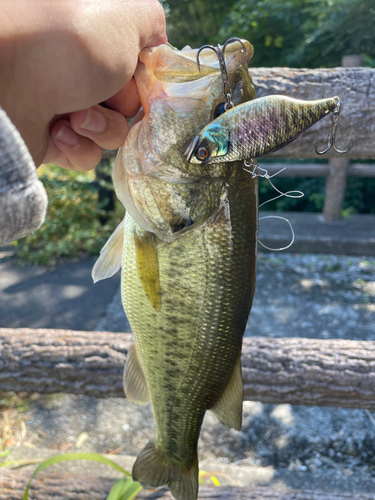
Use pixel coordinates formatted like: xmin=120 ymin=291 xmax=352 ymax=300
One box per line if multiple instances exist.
xmin=93 ymin=40 xmax=258 ymax=500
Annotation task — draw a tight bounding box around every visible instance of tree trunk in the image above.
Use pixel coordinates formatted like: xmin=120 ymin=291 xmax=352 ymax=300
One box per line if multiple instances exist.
xmin=1 ymin=328 xmax=374 ymax=409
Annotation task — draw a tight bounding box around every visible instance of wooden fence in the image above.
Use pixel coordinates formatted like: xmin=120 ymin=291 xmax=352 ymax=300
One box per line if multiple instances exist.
xmin=251 ymin=66 xmax=375 ymax=222
xmin=1 ymin=328 xmax=375 ymax=410
xmin=2 ymin=67 xmax=375 ymax=500
xmin=1 ymin=327 xmax=375 ymax=499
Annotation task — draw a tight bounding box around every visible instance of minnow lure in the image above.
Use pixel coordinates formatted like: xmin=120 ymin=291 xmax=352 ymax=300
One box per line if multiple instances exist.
xmin=185 ymin=95 xmax=339 ymax=164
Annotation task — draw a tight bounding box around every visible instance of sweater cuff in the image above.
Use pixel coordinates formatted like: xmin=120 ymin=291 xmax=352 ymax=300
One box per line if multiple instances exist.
xmin=0 ymin=107 xmax=48 ymax=245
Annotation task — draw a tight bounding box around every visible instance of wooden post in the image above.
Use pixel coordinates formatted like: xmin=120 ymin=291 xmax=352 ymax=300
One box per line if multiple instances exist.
xmin=322 ymin=157 xmax=350 ymax=221
xmin=322 ymin=55 xmax=363 ymax=222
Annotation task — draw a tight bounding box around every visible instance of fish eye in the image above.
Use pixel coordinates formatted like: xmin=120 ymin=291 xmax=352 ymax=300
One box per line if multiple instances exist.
xmin=213 ymin=102 xmax=226 ymax=119
xmin=196 ymin=146 xmax=210 ymax=161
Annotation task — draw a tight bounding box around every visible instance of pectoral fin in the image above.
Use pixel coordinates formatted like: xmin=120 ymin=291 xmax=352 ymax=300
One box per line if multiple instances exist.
xmin=123 ymin=343 xmax=150 ymax=406
xmin=134 ymin=228 xmax=161 ymax=312
xmin=210 ymin=354 xmax=243 ymax=431
xmin=92 ymin=220 xmax=124 ymax=283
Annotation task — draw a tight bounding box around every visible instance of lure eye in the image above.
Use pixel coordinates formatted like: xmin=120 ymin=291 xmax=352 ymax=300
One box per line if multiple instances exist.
xmin=196 ymin=146 xmax=210 ymax=161
xmin=213 ymin=102 xmax=226 ymax=119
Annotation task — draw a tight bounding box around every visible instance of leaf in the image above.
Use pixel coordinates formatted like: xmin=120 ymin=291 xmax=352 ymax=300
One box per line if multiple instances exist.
xmin=0 ymin=449 xmax=11 ymax=460
xmin=0 ymin=459 xmax=43 ymax=469
xmin=199 ymin=470 xmax=223 ymax=487
xmin=75 ymin=432 xmax=89 ymax=449
xmin=22 ymin=452 xmax=130 ymax=500
xmin=210 ymin=475 xmax=221 ymax=486
xmin=106 ymin=476 xmax=143 ymax=500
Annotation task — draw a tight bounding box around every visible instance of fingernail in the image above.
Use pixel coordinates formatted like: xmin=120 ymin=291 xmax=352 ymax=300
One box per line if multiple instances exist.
xmin=55 ymin=123 xmax=80 ymax=146
xmin=79 ymin=107 xmax=106 ymax=133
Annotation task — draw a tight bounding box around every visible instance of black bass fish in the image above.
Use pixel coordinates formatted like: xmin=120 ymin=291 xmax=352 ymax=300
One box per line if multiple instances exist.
xmin=186 ymin=94 xmax=338 ymax=164
xmin=93 ymin=40 xmax=258 ymax=500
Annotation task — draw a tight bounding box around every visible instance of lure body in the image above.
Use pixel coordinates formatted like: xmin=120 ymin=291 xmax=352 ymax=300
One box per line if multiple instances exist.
xmin=186 ymin=95 xmax=338 ymax=164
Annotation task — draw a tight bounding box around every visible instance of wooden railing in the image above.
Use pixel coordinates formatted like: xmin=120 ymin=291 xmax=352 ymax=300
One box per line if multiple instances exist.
xmin=1 ymin=327 xmax=375 ymax=499
xmin=1 ymin=328 xmax=374 ymax=409
xmin=250 ymin=66 xmax=375 ymax=222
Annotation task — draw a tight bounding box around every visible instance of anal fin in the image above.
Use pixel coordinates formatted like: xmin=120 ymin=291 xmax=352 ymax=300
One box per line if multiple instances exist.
xmin=210 ymin=353 xmax=243 ymax=431
xmin=123 ymin=343 xmax=150 ymax=406
xmin=134 ymin=228 xmax=160 ymax=312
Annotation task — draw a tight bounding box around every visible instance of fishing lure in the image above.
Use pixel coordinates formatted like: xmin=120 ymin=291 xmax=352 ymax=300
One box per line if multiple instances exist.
xmin=185 ymin=94 xmax=348 ymax=164
xmin=186 ymin=40 xmax=351 ymax=164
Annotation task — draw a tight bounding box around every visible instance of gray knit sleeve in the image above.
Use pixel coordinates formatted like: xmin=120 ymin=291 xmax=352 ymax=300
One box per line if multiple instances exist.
xmin=0 ymin=107 xmax=48 ymax=245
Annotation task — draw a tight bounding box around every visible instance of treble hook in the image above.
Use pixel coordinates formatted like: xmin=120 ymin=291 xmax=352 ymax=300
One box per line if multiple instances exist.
xmin=315 ymin=97 xmax=352 ymax=155
xmin=196 ymin=38 xmax=247 ymax=110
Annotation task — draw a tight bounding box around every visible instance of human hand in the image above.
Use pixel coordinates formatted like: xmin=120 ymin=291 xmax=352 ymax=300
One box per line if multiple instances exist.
xmin=0 ymin=0 xmax=167 ymax=170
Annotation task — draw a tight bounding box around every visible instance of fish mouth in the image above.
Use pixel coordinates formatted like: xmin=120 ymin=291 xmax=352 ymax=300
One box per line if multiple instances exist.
xmin=184 ymin=135 xmax=200 ymax=163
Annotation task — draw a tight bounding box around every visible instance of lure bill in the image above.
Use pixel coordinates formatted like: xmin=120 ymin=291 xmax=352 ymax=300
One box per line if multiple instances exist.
xmin=185 ymin=95 xmax=339 ymax=164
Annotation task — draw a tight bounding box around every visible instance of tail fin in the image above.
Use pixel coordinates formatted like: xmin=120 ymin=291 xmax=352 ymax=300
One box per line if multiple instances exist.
xmin=132 ymin=439 xmax=198 ymax=500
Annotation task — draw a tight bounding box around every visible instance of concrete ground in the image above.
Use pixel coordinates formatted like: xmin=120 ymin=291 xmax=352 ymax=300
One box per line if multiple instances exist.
xmin=1 ymin=213 xmax=375 ymax=495
xmin=0 ymin=254 xmax=120 ymax=331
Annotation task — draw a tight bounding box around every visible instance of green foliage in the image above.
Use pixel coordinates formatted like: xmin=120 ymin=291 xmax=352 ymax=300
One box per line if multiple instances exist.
xmin=12 ymin=164 xmax=124 ymax=267
xmin=106 ymin=476 xmax=143 ymax=500
xmin=220 ymin=0 xmax=375 ymax=68
xmin=259 ymin=170 xmax=375 ymax=214
xmin=291 ymin=0 xmax=375 ymax=67
xmin=219 ymin=0 xmax=308 ymax=66
xmin=161 ymin=0 xmax=238 ymax=48
xmin=344 ymin=177 xmax=375 ymax=214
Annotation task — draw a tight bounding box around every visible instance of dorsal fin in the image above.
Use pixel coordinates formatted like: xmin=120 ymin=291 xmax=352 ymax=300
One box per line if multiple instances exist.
xmin=92 ymin=220 xmax=124 ymax=283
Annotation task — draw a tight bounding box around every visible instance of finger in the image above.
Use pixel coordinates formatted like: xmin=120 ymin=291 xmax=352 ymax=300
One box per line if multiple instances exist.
xmin=49 ymin=119 xmax=103 ymax=171
xmin=138 ymin=0 xmax=168 ymax=49
xmin=70 ymin=104 xmax=129 ymax=150
xmin=104 ymin=78 xmax=141 ymax=118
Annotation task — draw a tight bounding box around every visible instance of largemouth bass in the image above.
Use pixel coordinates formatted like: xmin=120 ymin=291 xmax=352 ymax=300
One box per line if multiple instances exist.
xmin=93 ymin=40 xmax=257 ymax=500
xmin=92 ymin=39 xmax=340 ymax=500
